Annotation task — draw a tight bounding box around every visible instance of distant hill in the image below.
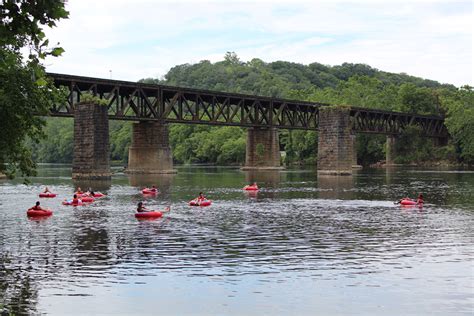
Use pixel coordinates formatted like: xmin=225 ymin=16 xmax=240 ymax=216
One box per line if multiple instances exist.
xmin=140 ymin=52 xmax=454 ymax=98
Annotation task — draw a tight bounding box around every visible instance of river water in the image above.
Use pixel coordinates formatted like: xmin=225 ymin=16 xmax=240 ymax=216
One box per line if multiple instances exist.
xmin=0 ymin=165 xmax=472 ymax=315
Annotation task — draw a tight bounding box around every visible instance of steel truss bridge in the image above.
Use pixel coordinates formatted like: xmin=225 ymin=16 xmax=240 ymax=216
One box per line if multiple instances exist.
xmin=48 ymin=73 xmax=448 ymax=138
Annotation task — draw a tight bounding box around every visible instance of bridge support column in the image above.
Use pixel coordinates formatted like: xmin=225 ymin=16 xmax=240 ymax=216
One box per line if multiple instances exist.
xmin=351 ymin=134 xmax=362 ymax=168
xmin=72 ymin=102 xmax=111 ymax=179
xmin=317 ymin=106 xmax=352 ymax=175
xmin=126 ymin=121 xmax=176 ymax=174
xmin=386 ymin=136 xmax=397 ymax=165
xmin=242 ymin=127 xmax=283 ymax=170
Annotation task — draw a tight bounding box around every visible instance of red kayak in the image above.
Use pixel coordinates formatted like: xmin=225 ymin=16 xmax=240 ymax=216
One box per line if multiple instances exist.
xmin=135 ymin=211 xmax=163 ymax=219
xmin=243 ymin=185 xmax=259 ymax=191
xmin=92 ymin=192 xmax=105 ymax=198
xmin=27 ymin=209 xmax=53 ymax=217
xmin=81 ymin=196 xmax=95 ymax=203
xmin=62 ymin=200 xmax=83 ymax=206
xmin=400 ymin=199 xmax=417 ymax=206
xmin=39 ymin=192 xmax=57 ymax=198
xmin=189 ymin=199 xmax=212 ymax=207
xmin=142 ymin=188 xmax=158 ymax=194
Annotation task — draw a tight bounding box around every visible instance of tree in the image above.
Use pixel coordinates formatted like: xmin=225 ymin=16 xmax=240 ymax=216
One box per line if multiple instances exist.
xmin=0 ymin=0 xmax=68 ymax=178
xmin=441 ymin=86 xmax=474 ymax=163
xmin=397 ymin=83 xmax=438 ymax=114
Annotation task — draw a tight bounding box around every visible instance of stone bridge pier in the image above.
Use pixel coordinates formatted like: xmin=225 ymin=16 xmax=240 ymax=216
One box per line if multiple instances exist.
xmin=126 ymin=121 xmax=176 ymax=174
xmin=242 ymin=127 xmax=283 ymax=170
xmin=386 ymin=136 xmax=397 ymax=166
xmin=72 ymin=102 xmax=111 ymax=179
xmin=317 ymin=106 xmax=353 ymax=175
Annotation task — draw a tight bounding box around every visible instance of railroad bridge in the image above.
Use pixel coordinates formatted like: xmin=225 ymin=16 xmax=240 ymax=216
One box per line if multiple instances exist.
xmin=48 ymin=73 xmax=448 ymax=178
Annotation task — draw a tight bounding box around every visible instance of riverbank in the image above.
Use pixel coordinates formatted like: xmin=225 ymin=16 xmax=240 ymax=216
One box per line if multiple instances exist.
xmin=369 ymin=160 xmax=471 ymax=168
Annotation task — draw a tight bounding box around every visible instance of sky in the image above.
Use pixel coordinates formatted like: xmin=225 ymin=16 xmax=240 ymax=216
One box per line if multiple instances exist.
xmin=44 ymin=0 xmax=473 ymax=87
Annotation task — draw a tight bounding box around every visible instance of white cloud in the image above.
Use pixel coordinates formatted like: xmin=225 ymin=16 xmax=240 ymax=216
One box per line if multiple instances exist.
xmin=44 ymin=0 xmax=473 ymax=86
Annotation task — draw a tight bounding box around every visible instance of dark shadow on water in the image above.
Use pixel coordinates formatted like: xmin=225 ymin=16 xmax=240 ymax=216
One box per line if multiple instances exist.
xmin=128 ymin=173 xmax=175 ymax=196
xmin=317 ymin=175 xmax=354 ymax=199
xmin=72 ymin=179 xmax=112 ymax=193
xmin=242 ymin=170 xmax=285 ymax=187
xmin=71 ymin=210 xmax=112 ymax=267
xmin=0 ymin=253 xmax=39 ymax=315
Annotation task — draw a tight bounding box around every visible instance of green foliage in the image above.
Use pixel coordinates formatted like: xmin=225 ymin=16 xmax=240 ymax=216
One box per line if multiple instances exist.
xmin=440 ymin=86 xmax=474 ymax=163
xmin=280 ymin=130 xmax=318 ymax=165
xmin=169 ymin=125 xmax=246 ymax=165
xmin=80 ymin=93 xmax=109 ymax=106
xmin=0 ymin=0 xmax=68 ymax=178
xmin=164 ymin=56 xmax=449 ymax=99
xmin=397 ymin=83 xmax=439 ymax=114
xmin=393 ymin=126 xmax=434 ymax=164
xmin=28 ymin=118 xmax=74 ymax=163
xmin=109 ymin=121 xmax=132 ymax=162
xmin=255 ymin=143 xmax=265 ymax=158
xmin=356 ymin=135 xmax=386 ymax=166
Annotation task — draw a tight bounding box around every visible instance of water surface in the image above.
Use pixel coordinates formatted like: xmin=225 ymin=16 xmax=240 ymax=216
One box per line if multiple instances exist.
xmin=0 ymin=165 xmax=473 ymax=315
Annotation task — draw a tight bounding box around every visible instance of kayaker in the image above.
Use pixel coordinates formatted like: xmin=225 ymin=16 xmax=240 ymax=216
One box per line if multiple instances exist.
xmin=31 ymin=201 xmax=44 ymax=210
xmin=137 ymin=202 xmax=150 ymax=213
xmin=43 ymin=187 xmax=51 ymax=193
xmin=197 ymin=192 xmax=206 ymax=202
xmin=72 ymin=194 xmax=80 ymax=205
xmin=416 ymin=193 xmax=424 ymax=205
xmin=76 ymin=187 xmax=83 ymax=194
xmin=84 ymin=190 xmax=95 ymax=197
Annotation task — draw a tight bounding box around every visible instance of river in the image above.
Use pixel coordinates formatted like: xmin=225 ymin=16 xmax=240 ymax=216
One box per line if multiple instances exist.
xmin=0 ymin=165 xmax=473 ymax=315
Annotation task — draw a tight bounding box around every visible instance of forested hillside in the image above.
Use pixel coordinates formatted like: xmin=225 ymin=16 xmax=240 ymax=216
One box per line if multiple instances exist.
xmin=33 ymin=53 xmax=473 ymax=166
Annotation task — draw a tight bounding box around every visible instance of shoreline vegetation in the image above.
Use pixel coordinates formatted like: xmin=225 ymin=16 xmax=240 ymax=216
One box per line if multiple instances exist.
xmin=28 ymin=54 xmax=473 ymax=169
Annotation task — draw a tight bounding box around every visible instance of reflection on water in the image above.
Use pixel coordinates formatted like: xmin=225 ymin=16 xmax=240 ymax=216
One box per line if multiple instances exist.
xmin=0 ymin=253 xmax=39 ymax=316
xmin=317 ymin=175 xmax=354 ymax=199
xmin=72 ymin=179 xmax=112 ymax=193
xmin=243 ymin=169 xmax=284 ymax=187
xmin=0 ymin=165 xmax=473 ymax=315
xmin=128 ymin=173 xmax=175 ymax=196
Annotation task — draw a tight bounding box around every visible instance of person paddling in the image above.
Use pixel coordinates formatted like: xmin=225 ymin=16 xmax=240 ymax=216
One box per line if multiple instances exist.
xmin=137 ymin=201 xmax=150 ymax=213
xmin=72 ymin=194 xmax=81 ymax=205
xmin=43 ymin=187 xmax=51 ymax=193
xmin=30 ymin=201 xmax=45 ymax=211
xmin=416 ymin=193 xmax=424 ymax=205
xmin=137 ymin=202 xmax=170 ymax=213
xmin=197 ymin=192 xmax=206 ymax=202
xmin=395 ymin=193 xmax=424 ymax=205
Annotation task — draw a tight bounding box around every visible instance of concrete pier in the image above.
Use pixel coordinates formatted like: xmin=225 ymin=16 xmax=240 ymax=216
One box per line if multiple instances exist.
xmin=386 ymin=136 xmax=397 ymax=166
xmin=317 ymin=106 xmax=353 ymax=175
xmin=351 ymin=134 xmax=362 ymax=168
xmin=72 ymin=102 xmax=111 ymax=180
xmin=242 ymin=127 xmax=283 ymax=170
xmin=126 ymin=121 xmax=176 ymax=174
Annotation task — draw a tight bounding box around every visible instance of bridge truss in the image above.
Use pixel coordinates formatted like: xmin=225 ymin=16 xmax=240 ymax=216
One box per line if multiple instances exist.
xmin=48 ymin=73 xmax=448 ymax=138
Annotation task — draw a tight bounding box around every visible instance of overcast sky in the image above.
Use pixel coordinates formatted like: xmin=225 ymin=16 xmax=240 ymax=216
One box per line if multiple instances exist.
xmin=44 ymin=0 xmax=473 ymax=87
